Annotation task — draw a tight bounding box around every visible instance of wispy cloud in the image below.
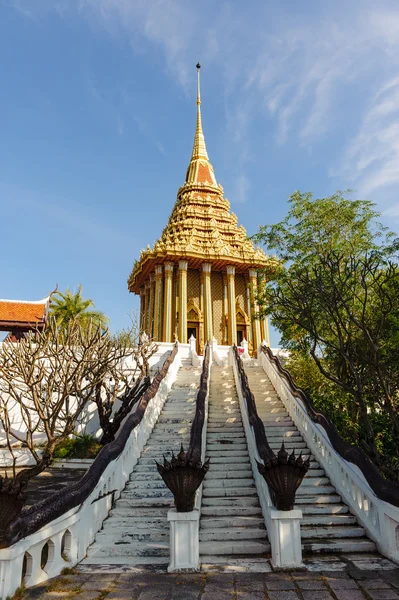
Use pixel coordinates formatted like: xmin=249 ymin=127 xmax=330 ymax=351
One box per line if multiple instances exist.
xmin=332 ymin=76 xmax=399 ymax=200
xmin=7 ymin=0 xmax=399 ymax=202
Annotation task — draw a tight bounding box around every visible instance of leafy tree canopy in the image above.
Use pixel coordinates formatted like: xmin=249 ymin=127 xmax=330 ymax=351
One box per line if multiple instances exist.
xmin=253 ymin=190 xmax=399 ymax=479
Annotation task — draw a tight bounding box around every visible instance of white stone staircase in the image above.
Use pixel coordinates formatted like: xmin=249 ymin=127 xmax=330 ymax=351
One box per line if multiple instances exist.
xmin=81 ymin=365 xmax=201 ymax=567
xmin=245 ymin=365 xmax=377 ymax=556
xmin=199 ymin=366 xmax=270 ymax=569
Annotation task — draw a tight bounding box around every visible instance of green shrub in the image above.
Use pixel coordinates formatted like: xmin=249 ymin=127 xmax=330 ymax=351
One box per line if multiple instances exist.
xmin=54 ymin=435 xmax=101 ymax=459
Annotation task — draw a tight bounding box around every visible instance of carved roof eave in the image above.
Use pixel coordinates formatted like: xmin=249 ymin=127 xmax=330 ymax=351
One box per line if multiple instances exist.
xmin=128 ymin=249 xmax=278 ymax=293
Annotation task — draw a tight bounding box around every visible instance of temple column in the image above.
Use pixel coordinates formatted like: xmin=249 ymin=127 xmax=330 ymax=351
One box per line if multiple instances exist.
xmin=259 ymin=275 xmax=270 ymax=346
xmin=163 ymin=262 xmax=174 ymax=342
xmin=246 ymin=278 xmax=254 ymax=351
xmin=249 ymin=269 xmax=262 ymax=353
xmin=145 ymin=280 xmax=151 ymax=333
xmin=139 ymin=286 xmax=145 ymax=332
xmin=153 ymin=266 xmax=163 ymax=341
xmin=148 ymin=273 xmax=155 ymax=337
xmin=178 ymin=261 xmax=188 ymax=343
xmin=226 ymin=266 xmax=237 ymax=346
xmin=223 ymin=273 xmax=228 ymax=344
xmin=202 ymin=263 xmax=213 ymax=342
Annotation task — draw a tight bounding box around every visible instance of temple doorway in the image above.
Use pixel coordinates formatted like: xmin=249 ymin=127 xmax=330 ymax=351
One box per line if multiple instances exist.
xmin=237 ymin=326 xmax=245 ymax=346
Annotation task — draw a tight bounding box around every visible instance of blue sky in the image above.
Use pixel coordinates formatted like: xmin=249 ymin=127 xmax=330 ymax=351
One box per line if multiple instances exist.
xmin=2 ymin=0 xmax=399 ymax=346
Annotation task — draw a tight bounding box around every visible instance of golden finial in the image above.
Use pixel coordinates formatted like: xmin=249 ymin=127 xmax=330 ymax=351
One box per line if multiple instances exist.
xmin=191 ymin=62 xmax=209 ymax=161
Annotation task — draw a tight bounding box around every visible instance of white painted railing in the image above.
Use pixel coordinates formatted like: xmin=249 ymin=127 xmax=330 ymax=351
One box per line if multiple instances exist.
xmin=231 ymin=347 xmax=303 ymax=568
xmin=259 ymin=348 xmax=399 ymax=564
xmin=0 ymin=345 xmax=182 ymax=599
xmin=167 ymin=343 xmax=212 ymax=572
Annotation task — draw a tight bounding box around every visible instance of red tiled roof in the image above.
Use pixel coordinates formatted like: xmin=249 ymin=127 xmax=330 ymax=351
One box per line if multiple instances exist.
xmin=197 ymin=163 xmax=213 ymax=184
xmin=0 ymin=301 xmax=47 ymax=325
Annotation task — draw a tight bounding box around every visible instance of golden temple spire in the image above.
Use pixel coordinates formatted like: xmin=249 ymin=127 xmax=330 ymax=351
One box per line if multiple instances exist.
xmin=191 ymin=63 xmax=209 ymax=161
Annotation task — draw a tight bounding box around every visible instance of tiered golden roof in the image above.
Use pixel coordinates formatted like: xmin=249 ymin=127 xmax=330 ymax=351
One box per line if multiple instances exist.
xmin=128 ymin=65 xmax=274 ymax=294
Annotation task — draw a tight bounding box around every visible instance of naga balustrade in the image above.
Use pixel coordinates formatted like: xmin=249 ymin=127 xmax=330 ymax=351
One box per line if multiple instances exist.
xmin=157 ymin=342 xmax=211 ymax=511
xmin=260 ymin=345 xmax=399 ymax=563
xmin=157 ymin=341 xmax=211 ymax=571
xmin=0 ymin=342 xmax=181 ymax=599
xmin=231 ymin=346 xmax=306 ymax=568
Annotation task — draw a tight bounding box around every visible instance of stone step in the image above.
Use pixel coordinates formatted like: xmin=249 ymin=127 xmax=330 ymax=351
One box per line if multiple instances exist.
xmin=202 ymin=496 xmax=260 ymax=507
xmin=302 ymin=539 xmax=376 ymax=554
xmin=268 ymin=441 xmax=307 ymax=449
xmin=96 ymin=529 xmax=168 ymax=543
xmin=295 ymin=494 xmax=341 ymax=504
xmin=300 ymin=477 xmax=329 ymax=486
xmin=199 ymin=540 xmax=270 ymax=555
xmin=206 ymin=443 xmax=247 ymax=451
xmin=207 ymin=427 xmax=244 ymax=433
xmin=205 ymin=455 xmax=249 ymax=463
xmin=203 ymin=487 xmax=258 ymax=498
xmin=204 ymin=478 xmax=254 ymax=488
xmin=199 ymin=527 xmax=267 ymax=542
xmin=200 ymin=516 xmax=265 ymax=529
xmin=82 ymin=556 xmax=169 ymax=566
xmin=109 ymin=505 xmax=170 ymax=516
xmin=207 ymin=432 xmax=245 ymax=439
xmin=205 ymin=450 xmax=249 ymax=458
xmin=296 ymin=486 xmax=336 ymax=495
xmin=102 ymin=518 xmax=169 ymax=529
xmin=126 ymin=480 xmax=167 ymax=490
xmin=116 ymin=497 xmax=174 ymax=508
xmin=301 ymin=514 xmax=356 ymax=526
xmin=122 ymin=489 xmax=172 ymax=499
xmin=206 ymin=469 xmax=253 ymax=479
xmin=301 ymin=526 xmax=366 ymax=539
xmin=301 ymin=504 xmax=348 ymax=515
xmin=201 ymin=506 xmax=263 ymax=517
xmin=87 ymin=542 xmax=170 ymax=558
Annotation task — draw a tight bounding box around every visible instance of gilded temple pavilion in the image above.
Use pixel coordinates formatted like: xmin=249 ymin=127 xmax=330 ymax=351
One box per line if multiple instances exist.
xmin=128 ymin=66 xmax=275 ymax=354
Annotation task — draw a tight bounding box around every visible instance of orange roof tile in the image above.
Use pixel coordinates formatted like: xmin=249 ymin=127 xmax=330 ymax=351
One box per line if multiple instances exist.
xmin=197 ymin=163 xmax=213 ymax=184
xmin=0 ymin=301 xmax=47 ymax=325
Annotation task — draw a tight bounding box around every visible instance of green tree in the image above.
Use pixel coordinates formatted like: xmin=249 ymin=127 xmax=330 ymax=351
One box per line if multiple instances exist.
xmin=253 ymin=190 xmax=399 ymax=479
xmin=49 ymin=285 xmax=108 ymax=335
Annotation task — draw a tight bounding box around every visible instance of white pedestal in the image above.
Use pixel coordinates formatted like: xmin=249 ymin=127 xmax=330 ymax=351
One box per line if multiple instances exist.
xmin=270 ymin=508 xmax=304 ymax=569
xmin=167 ymin=508 xmax=200 ymax=572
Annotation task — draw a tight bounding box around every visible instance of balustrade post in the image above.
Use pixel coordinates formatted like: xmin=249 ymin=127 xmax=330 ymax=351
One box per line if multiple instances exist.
xmin=167 ymin=509 xmax=200 ymax=571
xmin=269 ymin=508 xmax=304 ymax=569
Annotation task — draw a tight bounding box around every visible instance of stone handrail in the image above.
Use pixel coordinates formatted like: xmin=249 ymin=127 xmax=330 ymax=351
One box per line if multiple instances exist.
xmin=260 ymin=345 xmax=399 ymax=506
xmin=0 ymin=342 xmax=181 ymax=598
xmin=260 ymin=345 xmax=399 ymax=563
xmin=188 ymin=341 xmax=211 ymax=466
xmin=231 ymin=346 xmax=304 ymax=568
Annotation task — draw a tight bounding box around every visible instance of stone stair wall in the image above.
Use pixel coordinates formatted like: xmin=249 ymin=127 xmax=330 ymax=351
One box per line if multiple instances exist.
xmin=244 ymin=365 xmax=376 ymax=556
xmin=199 ymin=366 xmax=270 ymax=570
xmin=82 ymin=365 xmax=202 ymax=567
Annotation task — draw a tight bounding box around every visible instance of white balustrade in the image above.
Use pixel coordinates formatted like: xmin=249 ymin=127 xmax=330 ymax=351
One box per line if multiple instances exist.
xmin=0 ymin=346 xmax=182 ymax=599
xmin=259 ymin=349 xmax=399 ymax=564
xmin=167 ymin=346 xmax=212 ymax=572
xmin=231 ymin=348 xmax=304 ymax=569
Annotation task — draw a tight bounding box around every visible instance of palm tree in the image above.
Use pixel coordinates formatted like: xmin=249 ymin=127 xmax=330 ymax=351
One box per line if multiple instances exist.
xmin=49 ymin=285 xmax=109 ymax=335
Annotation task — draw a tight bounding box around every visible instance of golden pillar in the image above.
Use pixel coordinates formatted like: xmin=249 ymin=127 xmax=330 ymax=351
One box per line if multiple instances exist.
xmin=178 ymin=261 xmax=188 ymax=343
xmin=148 ymin=273 xmax=155 ymax=337
xmin=145 ymin=280 xmax=151 ymax=333
xmin=163 ymin=262 xmax=174 ymax=342
xmin=202 ymin=263 xmax=213 ymax=342
xmin=153 ymin=265 xmax=163 ymax=341
xmin=223 ymin=273 xmax=228 ymax=344
xmin=246 ymin=278 xmax=254 ymax=351
xmin=226 ymin=266 xmax=237 ymax=345
xmin=258 ymin=275 xmax=270 ymax=346
xmin=249 ymin=269 xmax=262 ymax=353
xmin=139 ymin=286 xmax=145 ymax=331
